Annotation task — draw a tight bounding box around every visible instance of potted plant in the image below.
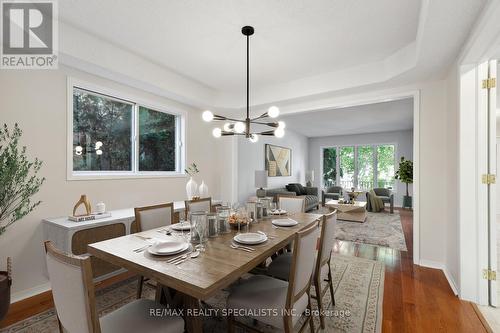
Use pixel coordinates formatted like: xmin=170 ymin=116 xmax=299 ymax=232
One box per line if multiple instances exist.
xmin=0 ymin=124 xmax=45 ymax=321
xmin=395 ymin=156 xmax=413 ymax=209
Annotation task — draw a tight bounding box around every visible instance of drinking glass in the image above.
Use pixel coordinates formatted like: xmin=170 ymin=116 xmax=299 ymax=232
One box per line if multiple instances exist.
xmin=190 ymin=212 xmax=207 ymax=251
xmin=216 ymin=205 xmax=231 ymax=234
xmin=270 ymin=201 xmax=277 ymax=212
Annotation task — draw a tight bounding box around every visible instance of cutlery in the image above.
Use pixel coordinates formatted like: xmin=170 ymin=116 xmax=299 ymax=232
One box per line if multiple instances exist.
xmin=134 ymin=235 xmax=152 ymax=240
xmin=133 ymin=244 xmax=151 ymax=252
xmin=257 ymin=231 xmax=275 ymax=239
xmin=231 ymin=242 xmax=255 ymax=251
xmin=175 ymin=250 xmax=200 ymax=266
xmin=230 ymin=244 xmax=253 ymax=252
xmin=166 ymin=250 xmax=193 ymax=264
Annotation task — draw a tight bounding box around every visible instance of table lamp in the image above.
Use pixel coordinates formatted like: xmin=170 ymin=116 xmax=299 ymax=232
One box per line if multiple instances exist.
xmin=255 ymin=170 xmax=268 ymax=198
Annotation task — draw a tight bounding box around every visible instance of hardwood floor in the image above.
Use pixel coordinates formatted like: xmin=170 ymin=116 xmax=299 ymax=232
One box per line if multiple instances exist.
xmin=332 ymin=208 xmax=488 ymax=332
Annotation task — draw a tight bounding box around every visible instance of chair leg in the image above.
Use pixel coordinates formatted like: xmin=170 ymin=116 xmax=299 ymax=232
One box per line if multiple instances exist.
xmin=136 ymin=275 xmax=144 ymax=299
xmin=328 ymin=266 xmax=335 ymax=306
xmin=227 ymin=314 xmax=235 ymax=333
xmin=314 ymin=279 xmax=325 ymax=329
xmin=284 ymin=315 xmax=293 ymax=333
xmin=308 ymin=294 xmax=315 ymax=333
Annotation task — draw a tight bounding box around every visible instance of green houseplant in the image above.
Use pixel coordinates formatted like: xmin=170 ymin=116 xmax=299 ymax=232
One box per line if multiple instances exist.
xmin=0 ymin=123 xmax=45 ymax=321
xmin=395 ymin=156 xmax=413 ymax=208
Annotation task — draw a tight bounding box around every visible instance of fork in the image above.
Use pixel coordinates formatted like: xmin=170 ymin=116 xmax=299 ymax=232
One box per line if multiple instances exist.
xmin=231 ymin=242 xmax=255 ymax=251
xmin=230 ymin=244 xmax=253 ymax=253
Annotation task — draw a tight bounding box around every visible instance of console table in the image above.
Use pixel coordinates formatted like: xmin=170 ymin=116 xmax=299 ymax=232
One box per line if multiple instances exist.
xmin=42 ymin=200 xmax=221 ymax=278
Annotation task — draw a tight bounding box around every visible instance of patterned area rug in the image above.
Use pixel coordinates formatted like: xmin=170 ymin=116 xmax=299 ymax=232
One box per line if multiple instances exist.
xmin=312 ymin=207 xmax=407 ymax=251
xmin=1 ymin=255 xmax=384 ymax=333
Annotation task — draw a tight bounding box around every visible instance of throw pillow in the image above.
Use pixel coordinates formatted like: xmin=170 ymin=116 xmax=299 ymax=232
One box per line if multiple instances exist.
xmin=286 ymin=184 xmax=301 ymax=196
xmin=296 ymin=183 xmax=307 ymax=195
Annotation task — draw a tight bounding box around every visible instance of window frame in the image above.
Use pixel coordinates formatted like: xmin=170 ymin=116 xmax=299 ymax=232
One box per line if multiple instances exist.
xmin=320 ymin=142 xmax=397 ymax=191
xmin=67 ymin=78 xmax=186 ymax=180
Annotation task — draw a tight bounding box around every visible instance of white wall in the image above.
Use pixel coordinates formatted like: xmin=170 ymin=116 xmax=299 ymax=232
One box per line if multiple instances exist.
xmin=445 ymin=65 xmax=460 ymax=294
xmin=0 ymin=66 xmax=222 ymax=300
xmin=236 ymin=130 xmax=308 ymax=203
xmin=308 ymin=130 xmax=413 ymax=206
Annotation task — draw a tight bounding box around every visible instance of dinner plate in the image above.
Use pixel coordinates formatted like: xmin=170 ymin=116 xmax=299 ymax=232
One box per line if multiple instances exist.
xmin=270 ymin=209 xmax=287 ymax=215
xmin=147 ymin=240 xmax=189 ymax=256
xmin=171 ymin=221 xmax=191 ymax=231
xmin=272 ymin=219 xmax=298 ymax=227
xmin=234 ymin=232 xmax=267 ymax=245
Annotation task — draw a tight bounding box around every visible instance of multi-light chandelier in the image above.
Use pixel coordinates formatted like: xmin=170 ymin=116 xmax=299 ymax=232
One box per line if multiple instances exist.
xmin=202 ymin=26 xmax=285 ymax=143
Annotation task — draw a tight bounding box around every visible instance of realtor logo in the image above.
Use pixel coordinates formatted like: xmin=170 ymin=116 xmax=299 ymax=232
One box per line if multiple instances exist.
xmin=1 ymin=0 xmax=58 ymax=69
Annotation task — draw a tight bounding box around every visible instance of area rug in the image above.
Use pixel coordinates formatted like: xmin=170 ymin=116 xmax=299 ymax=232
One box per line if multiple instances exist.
xmin=312 ymin=207 xmax=407 ymax=251
xmin=0 ymin=255 xmax=384 ymax=333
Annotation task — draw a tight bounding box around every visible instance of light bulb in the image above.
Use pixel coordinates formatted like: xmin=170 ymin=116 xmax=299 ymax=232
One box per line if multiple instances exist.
xmin=268 ymin=106 xmax=280 ymax=118
xmin=249 ymin=134 xmax=259 ymax=143
xmin=212 ymin=127 xmax=222 ymax=138
xmin=202 ymin=110 xmax=214 ymax=122
xmin=75 ymin=145 xmax=83 ymax=153
xmin=234 ymin=122 xmax=245 ymax=133
xmin=95 ymin=141 xmax=103 ymax=149
xmin=75 ymin=151 xmax=82 ymax=156
xmin=96 ymin=149 xmax=103 ymax=155
xmin=223 ymin=122 xmax=232 ymax=132
xmin=274 ymin=128 xmax=285 ymax=138
xmin=277 ymin=121 xmax=286 ymax=129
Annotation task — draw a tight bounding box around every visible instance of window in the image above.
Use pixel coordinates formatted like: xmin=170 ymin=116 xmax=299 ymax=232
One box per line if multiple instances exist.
xmin=321 ymin=144 xmax=396 ymax=191
xmin=70 ymin=85 xmax=185 ymax=179
xmin=376 ymin=145 xmax=395 ymax=188
xmin=339 ymin=147 xmax=355 ymax=189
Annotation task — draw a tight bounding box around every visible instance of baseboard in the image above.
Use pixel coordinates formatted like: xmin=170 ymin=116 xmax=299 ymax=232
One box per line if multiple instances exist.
xmin=11 ymin=282 xmax=51 ymax=304
xmin=419 ymin=259 xmax=459 ymax=296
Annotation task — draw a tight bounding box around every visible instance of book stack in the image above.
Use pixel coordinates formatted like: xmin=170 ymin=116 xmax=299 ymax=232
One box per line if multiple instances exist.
xmin=68 ymin=212 xmax=111 ymax=222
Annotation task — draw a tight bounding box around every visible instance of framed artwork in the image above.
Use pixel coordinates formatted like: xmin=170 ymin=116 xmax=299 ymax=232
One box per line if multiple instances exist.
xmin=265 ymin=144 xmax=291 ymax=177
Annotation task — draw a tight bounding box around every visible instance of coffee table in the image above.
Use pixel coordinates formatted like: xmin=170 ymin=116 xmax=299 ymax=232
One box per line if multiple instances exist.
xmin=325 ymin=199 xmax=367 ymax=223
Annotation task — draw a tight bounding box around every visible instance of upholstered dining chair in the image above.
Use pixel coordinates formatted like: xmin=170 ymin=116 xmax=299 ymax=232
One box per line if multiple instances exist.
xmin=278 ymin=195 xmax=306 ymax=214
xmin=266 ymin=211 xmax=337 ymax=329
xmin=227 ymin=221 xmax=319 ymax=333
xmin=185 ymin=197 xmax=212 ymax=217
xmin=44 ymin=241 xmax=184 ymax=333
xmin=134 ymin=202 xmax=174 ymax=298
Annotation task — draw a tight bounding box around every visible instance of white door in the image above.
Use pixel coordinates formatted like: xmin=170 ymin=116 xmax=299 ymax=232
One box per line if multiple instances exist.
xmin=487 ymin=59 xmax=498 ymax=307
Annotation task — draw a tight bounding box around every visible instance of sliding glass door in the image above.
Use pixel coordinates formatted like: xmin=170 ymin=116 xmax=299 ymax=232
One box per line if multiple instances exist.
xmin=321 ymin=144 xmax=396 ymax=191
xmin=357 ymin=146 xmax=374 ymax=190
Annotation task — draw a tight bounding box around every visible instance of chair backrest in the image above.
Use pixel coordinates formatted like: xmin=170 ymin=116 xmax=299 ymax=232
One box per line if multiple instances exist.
xmin=286 ymin=221 xmax=320 ymax=308
xmin=185 ymin=197 xmax=212 ymax=216
xmin=278 ymin=195 xmax=305 ymax=214
xmin=44 ymin=241 xmax=100 ymax=333
xmin=327 ymin=186 xmax=343 ymax=194
xmin=134 ymin=203 xmax=174 ymax=232
xmin=315 ymin=211 xmax=337 ymax=276
xmin=373 ymin=188 xmax=391 ymax=197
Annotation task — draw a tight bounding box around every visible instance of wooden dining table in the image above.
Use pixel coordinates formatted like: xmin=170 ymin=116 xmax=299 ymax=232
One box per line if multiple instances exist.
xmin=88 ymin=212 xmax=323 ymax=333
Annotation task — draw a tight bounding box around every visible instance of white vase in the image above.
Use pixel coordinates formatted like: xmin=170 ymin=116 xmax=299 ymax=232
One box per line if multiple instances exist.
xmin=186 ymin=177 xmax=198 ymax=199
xmin=199 ymin=181 xmax=209 ymax=198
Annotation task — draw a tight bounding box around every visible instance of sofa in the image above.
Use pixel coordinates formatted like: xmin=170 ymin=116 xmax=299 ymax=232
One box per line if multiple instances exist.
xmin=366 ymin=188 xmax=394 ymax=213
xmin=263 ymin=184 xmax=319 ymax=212
xmin=322 ymin=185 xmax=343 ymax=205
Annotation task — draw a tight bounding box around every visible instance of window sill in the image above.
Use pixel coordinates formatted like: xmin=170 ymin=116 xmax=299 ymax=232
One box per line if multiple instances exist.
xmin=68 ymin=172 xmax=188 ymax=181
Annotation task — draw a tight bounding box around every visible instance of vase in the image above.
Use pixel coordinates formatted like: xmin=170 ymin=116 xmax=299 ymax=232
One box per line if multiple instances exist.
xmin=186 ymin=177 xmax=198 ymax=199
xmin=199 ymin=181 xmax=209 ymax=198
xmin=403 ymin=195 xmax=412 ymax=209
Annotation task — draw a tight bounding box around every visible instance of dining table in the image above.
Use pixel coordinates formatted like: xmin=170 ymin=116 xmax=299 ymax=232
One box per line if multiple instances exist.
xmin=87 ymin=212 xmax=323 ymax=333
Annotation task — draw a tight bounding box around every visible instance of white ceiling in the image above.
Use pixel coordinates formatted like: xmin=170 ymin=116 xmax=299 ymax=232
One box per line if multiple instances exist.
xmin=57 ymin=0 xmax=486 ymax=109
xmin=59 ymin=0 xmax=420 ymax=91
xmin=282 ymin=98 xmax=413 ymax=137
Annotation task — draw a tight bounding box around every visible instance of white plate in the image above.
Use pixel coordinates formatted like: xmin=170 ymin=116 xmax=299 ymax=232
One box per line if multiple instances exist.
xmin=171 ymin=221 xmax=191 ymax=231
xmin=147 ymin=241 xmax=189 ymax=256
xmin=272 ymin=219 xmax=298 ymax=227
xmin=270 ymin=209 xmax=287 ymax=215
xmin=234 ymin=232 xmax=267 ymax=245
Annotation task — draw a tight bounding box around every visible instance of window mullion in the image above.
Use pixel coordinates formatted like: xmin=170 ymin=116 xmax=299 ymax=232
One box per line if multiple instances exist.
xmin=374 ymin=145 xmax=378 ymax=188
xmin=133 ymin=104 xmax=139 ymax=174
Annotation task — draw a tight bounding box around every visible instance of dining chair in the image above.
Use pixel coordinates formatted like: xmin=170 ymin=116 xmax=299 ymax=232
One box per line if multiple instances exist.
xmin=227 ymin=221 xmax=319 ymax=333
xmin=134 ymin=202 xmax=174 ymax=298
xmin=265 ymin=211 xmax=337 ymax=329
xmin=278 ymin=195 xmax=305 ymax=214
xmin=44 ymin=241 xmax=184 ymax=333
xmin=185 ymin=197 xmax=212 ymax=216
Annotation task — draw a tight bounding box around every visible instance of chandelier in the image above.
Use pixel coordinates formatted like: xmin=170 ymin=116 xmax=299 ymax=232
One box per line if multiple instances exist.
xmin=202 ymin=26 xmax=285 ymax=143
